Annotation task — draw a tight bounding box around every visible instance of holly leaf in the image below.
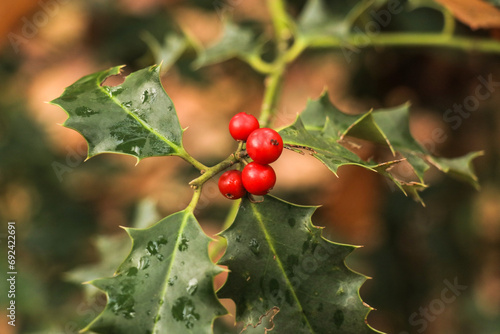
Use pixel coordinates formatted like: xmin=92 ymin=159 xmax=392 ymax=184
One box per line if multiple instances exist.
xmin=295 ymin=93 xmax=422 ymax=162
xmin=348 ymin=103 xmax=430 ymax=182
xmin=279 ymin=92 xmax=399 ymax=178
xmin=82 ymin=209 xmax=226 ymax=334
xmin=218 ymin=196 xmax=381 ymax=334
xmin=429 ymin=151 xmax=484 ymax=190
xmin=279 ymin=116 xmax=396 ymax=176
xmin=297 ymin=0 xmax=349 ymax=42
xmin=281 ymin=92 xmax=482 ymax=203
xmin=342 ymin=101 xmax=483 ymax=189
xmin=50 ymin=65 xmax=185 ymax=162
xmin=194 ymin=21 xmax=262 ymax=68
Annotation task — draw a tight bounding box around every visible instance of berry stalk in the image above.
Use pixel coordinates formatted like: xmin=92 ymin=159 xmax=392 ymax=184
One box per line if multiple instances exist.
xmin=189 ymin=141 xmax=245 ymax=189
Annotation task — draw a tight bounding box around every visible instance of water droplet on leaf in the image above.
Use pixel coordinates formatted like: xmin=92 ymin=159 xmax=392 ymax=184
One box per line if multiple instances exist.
xmin=131 ymin=145 xmax=141 ymax=156
xmin=157 ymin=235 xmax=168 ymax=245
xmin=126 ymin=267 xmax=138 ymax=276
xmin=75 ymin=106 xmax=97 ymax=117
xmin=178 ymin=235 xmax=189 ymax=251
xmin=124 ymin=311 xmax=135 ymax=319
xmin=146 ymin=238 xmax=167 ymax=255
xmin=110 ymin=86 xmax=124 ymax=96
xmin=141 ymin=88 xmax=157 ymax=104
xmin=249 ymin=238 xmax=260 ymax=255
xmin=168 ymin=276 xmax=178 ymax=286
xmin=171 ymin=297 xmax=200 ymax=329
xmin=186 ymin=278 xmax=198 ymax=295
xmin=109 ymin=282 xmax=136 ymax=319
xmin=139 ymin=256 xmax=150 ymax=270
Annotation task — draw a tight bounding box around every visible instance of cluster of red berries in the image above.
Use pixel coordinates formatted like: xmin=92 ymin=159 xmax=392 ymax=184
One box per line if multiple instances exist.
xmin=218 ymin=112 xmax=283 ymax=200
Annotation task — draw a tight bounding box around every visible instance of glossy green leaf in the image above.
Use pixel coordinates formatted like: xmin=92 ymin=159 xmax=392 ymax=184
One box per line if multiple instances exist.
xmin=280 ymin=116 xmax=395 ymax=176
xmin=50 ymin=65 xmax=185 ymax=162
xmin=279 ymin=92 xmax=397 ymax=177
xmin=343 ymin=102 xmax=483 ymax=190
xmin=218 ymin=196 xmax=382 ymax=334
xmin=83 ymin=209 xmax=226 ymax=334
xmin=281 ymin=91 xmax=482 ymax=203
xmin=297 ymin=92 xmax=393 ymax=145
xmin=362 ymin=104 xmax=429 ymax=180
xmin=194 ymin=21 xmax=262 ymax=68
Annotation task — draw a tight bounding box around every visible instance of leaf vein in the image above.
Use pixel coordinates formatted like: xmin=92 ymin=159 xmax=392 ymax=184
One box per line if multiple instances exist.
xmin=250 ymin=204 xmax=316 ymax=334
xmin=152 ymin=210 xmax=191 ymax=333
xmin=97 ymin=83 xmax=181 ymax=155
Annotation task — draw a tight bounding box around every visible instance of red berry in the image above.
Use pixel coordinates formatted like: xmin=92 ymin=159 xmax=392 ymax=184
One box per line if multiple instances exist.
xmin=229 ymin=112 xmax=260 ymax=141
xmin=242 ymin=162 xmax=276 ymax=196
xmin=218 ymin=170 xmax=246 ymax=200
xmin=246 ymin=128 xmax=283 ymax=164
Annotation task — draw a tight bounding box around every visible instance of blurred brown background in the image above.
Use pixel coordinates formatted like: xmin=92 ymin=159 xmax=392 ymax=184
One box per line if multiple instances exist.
xmin=0 ymin=0 xmax=500 ymax=333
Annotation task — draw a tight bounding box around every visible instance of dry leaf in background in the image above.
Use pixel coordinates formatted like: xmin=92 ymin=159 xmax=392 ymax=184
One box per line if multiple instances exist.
xmin=434 ymin=0 xmax=500 ymax=30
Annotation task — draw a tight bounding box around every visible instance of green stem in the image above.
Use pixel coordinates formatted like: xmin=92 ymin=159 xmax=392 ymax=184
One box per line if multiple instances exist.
xmin=189 ymin=143 xmax=246 ymax=188
xmin=308 ymin=32 xmax=500 ymax=54
xmin=258 ymin=0 xmax=297 ymax=127
xmin=189 ymin=156 xmax=237 ymax=188
xmin=442 ymin=9 xmax=456 ymax=36
xmin=178 ymin=148 xmax=208 ymax=172
xmin=259 ymin=65 xmax=286 ymax=127
xmin=186 ymin=186 xmax=202 ymax=213
xmin=268 ymin=0 xmax=291 ymax=52
xmin=186 ymin=142 xmax=244 ymax=213
xmin=243 ymin=53 xmax=275 ymax=74
xmin=283 ymin=37 xmax=307 ymax=64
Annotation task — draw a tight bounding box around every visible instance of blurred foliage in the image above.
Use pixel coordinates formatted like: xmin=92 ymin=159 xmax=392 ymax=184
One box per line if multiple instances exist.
xmin=0 ymin=0 xmax=500 ymax=333
xmin=0 ymin=100 xmax=97 ymax=331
